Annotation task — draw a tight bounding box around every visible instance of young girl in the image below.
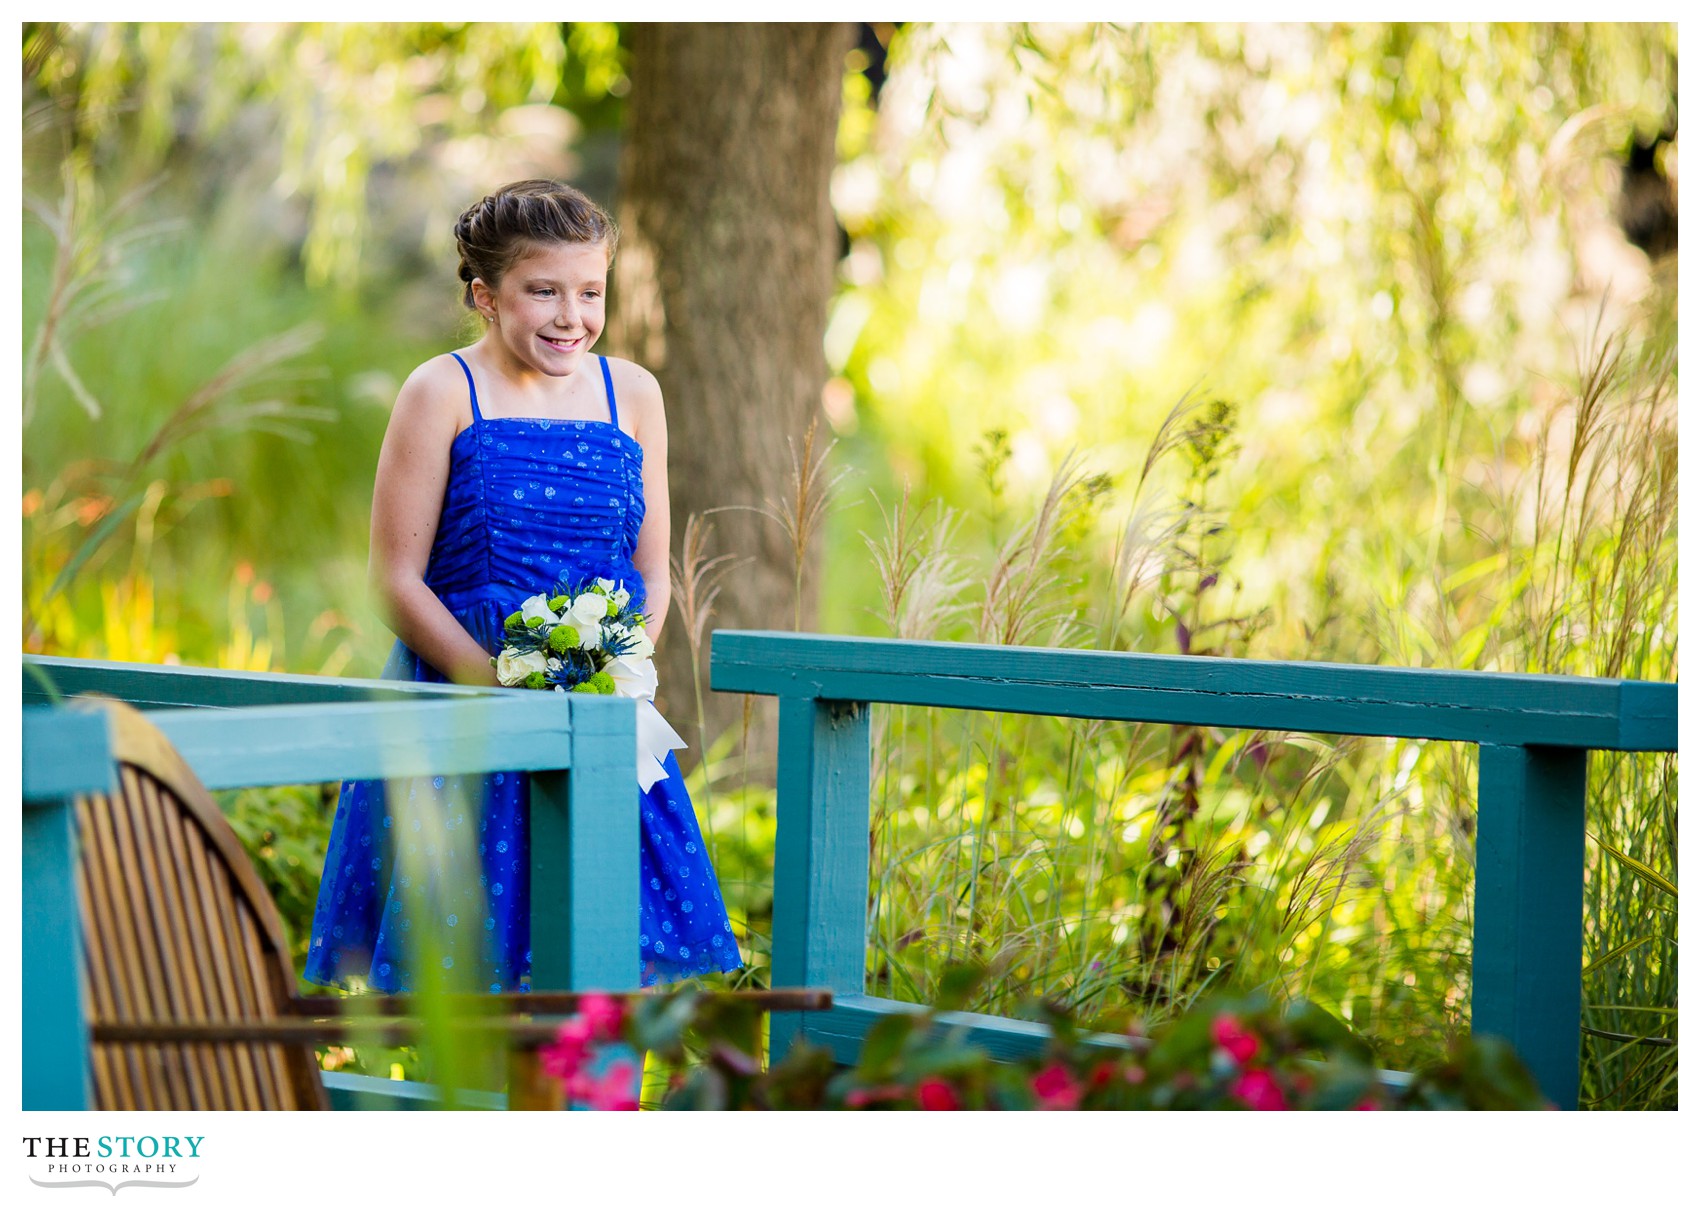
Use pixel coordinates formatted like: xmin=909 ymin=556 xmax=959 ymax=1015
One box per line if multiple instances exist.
xmin=304 ymin=180 xmax=743 ymax=994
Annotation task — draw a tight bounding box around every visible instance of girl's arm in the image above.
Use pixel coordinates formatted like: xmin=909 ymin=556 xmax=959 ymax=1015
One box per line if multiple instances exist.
xmin=624 ymin=363 xmax=671 ymax=643
xmin=368 ymin=360 xmax=499 ymax=685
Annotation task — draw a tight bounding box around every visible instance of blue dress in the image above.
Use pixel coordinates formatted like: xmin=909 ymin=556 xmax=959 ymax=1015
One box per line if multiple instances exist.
xmin=304 ymin=353 xmax=743 ymax=993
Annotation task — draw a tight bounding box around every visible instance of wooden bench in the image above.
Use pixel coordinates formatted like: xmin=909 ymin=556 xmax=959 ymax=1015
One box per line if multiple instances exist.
xmin=709 ymin=630 xmax=1679 ymax=1110
xmin=22 ymin=656 xmax=641 ymax=1110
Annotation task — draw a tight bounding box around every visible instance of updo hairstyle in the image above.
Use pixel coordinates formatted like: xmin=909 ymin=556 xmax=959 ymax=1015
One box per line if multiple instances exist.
xmin=453 ymin=179 xmax=619 ymax=311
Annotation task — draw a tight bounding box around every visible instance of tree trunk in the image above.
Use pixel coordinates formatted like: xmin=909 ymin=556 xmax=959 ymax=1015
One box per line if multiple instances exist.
xmin=612 ymin=23 xmax=851 ymax=766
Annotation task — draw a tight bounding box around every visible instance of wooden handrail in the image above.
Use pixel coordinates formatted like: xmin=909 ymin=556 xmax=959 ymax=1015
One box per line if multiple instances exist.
xmin=290 ymin=989 xmax=833 ymax=1017
xmin=711 ymin=630 xmax=1676 ymax=751
xmin=709 ymin=629 xmax=1679 ymax=1111
xmin=93 ymin=991 xmax=835 ymax=1046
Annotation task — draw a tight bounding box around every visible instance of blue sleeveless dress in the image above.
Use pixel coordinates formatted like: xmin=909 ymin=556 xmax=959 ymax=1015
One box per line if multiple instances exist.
xmin=304 ymin=353 xmax=743 ymax=993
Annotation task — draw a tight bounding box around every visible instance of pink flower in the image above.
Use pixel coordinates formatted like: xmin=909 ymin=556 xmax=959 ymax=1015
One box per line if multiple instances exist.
xmin=538 ymin=1017 xmax=596 ymax=1082
xmin=1228 ymin=1068 xmax=1289 ymax=1111
xmin=1353 ymin=1097 xmax=1383 ymax=1111
xmin=1211 ymin=1013 xmax=1259 ymax=1066
xmin=578 ymin=992 xmax=626 ymax=1042
xmin=916 ymin=1078 xmax=961 ymax=1111
xmin=1031 ymin=1062 xmax=1083 ymax=1110
xmin=584 ymin=1059 xmax=642 ymax=1111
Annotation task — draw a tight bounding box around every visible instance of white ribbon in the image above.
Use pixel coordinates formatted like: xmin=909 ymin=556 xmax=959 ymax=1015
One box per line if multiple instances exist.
xmin=634 ymin=698 xmax=687 ymax=792
xmin=604 ymin=656 xmax=686 ymax=791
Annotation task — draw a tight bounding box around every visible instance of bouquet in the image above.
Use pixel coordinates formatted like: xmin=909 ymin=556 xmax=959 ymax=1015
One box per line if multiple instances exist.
xmin=492 ymin=575 xmax=684 ymax=790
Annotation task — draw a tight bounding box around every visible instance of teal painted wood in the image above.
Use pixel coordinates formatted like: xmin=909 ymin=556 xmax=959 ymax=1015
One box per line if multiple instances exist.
xmin=808 ymin=994 xmax=1096 ymax=1064
xmin=140 ymin=698 xmax=577 ymax=788
xmin=1473 ymin=744 xmax=1588 ymax=1110
xmin=22 ymin=654 xmax=492 ymax=710
xmin=319 ymin=1071 xmax=507 ymax=1110
xmin=769 ymin=697 xmax=871 ymax=1058
xmin=809 ymin=997 xmax=1417 ymax=1089
xmin=716 ymin=632 xmax=1673 ymax=1105
xmin=528 ymin=695 xmax=641 ymax=991
xmin=22 ymin=707 xmax=114 ymax=802
xmin=711 ymin=632 xmax=1677 ymax=752
xmin=22 ymin=797 xmax=92 ymax=1111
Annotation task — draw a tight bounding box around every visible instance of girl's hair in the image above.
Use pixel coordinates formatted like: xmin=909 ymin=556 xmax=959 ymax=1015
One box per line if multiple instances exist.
xmin=453 ymin=179 xmax=619 ymax=310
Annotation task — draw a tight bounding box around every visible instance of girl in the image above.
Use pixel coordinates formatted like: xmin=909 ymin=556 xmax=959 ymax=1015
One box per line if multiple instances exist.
xmin=304 ymin=180 xmax=743 ymax=994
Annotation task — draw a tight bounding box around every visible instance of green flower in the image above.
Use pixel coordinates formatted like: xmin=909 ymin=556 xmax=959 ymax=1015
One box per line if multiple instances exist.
xmin=523 ymin=671 xmax=549 ymax=690
xmin=524 ymin=616 xmax=546 ymax=628
xmin=605 ymin=598 xmax=620 ymax=617
xmin=588 ymin=671 xmax=617 ymax=695
xmin=569 ymin=680 xmax=598 ymax=694
xmin=548 ymin=594 xmax=569 ymax=612
xmin=504 ymin=610 xmax=523 ymax=629
xmin=547 ymin=624 xmax=580 ymax=654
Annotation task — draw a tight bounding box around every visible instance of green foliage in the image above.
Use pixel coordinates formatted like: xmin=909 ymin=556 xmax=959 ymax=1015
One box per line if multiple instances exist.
xmin=218 ymin=783 xmax=336 ymax=963
xmin=547 ymin=968 xmax=1551 ymax=1110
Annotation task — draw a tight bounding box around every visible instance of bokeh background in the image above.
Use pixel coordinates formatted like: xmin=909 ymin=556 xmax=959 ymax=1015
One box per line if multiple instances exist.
xmin=21 ymin=23 xmax=1677 ymax=1107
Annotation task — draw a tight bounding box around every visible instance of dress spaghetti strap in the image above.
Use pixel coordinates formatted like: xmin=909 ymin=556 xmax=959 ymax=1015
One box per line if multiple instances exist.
xmin=600 ymin=355 xmax=619 ymax=429
xmin=449 ymin=352 xmax=484 ymax=423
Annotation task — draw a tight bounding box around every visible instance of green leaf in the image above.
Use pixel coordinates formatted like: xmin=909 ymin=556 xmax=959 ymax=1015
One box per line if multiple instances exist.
xmin=1590 ymin=835 xmax=1676 ymax=898
xmin=932 ymin=963 xmax=988 ymax=1013
xmin=1582 ymin=933 xmax=1656 ymax=976
xmin=855 ymin=1012 xmax=922 ymax=1077
xmin=40 ymin=490 xmax=145 ymax=607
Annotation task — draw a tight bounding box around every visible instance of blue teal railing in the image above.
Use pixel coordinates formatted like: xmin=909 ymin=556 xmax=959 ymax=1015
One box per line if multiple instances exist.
xmin=21 ymin=655 xmax=639 ymax=1112
xmin=709 ymin=630 xmax=1678 ymax=1111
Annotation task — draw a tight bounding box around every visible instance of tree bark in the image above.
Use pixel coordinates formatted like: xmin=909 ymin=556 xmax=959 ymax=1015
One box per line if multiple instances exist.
xmin=612 ymin=23 xmax=851 ymax=765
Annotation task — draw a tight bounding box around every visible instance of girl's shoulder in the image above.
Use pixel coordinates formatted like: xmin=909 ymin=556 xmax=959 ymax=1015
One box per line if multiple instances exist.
xmin=601 ymin=354 xmax=662 ymax=403
xmin=601 ymin=355 xmax=666 ymax=436
xmin=392 ymin=352 xmax=479 ymax=433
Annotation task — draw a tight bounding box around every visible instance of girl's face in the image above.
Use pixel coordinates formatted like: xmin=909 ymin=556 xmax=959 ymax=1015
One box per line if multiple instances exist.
xmin=477 ymin=241 xmax=609 ymax=379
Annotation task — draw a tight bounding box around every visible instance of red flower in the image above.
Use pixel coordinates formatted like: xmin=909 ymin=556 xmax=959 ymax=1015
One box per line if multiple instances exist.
xmin=1211 ymin=1013 xmax=1259 ymax=1066
xmin=1031 ymin=1062 xmax=1083 ymax=1110
xmin=916 ymin=1078 xmax=962 ymax=1111
xmin=578 ymin=992 xmax=626 ymax=1042
xmin=1088 ymin=1060 xmax=1119 ymax=1089
xmin=1228 ymin=1068 xmax=1289 ymax=1111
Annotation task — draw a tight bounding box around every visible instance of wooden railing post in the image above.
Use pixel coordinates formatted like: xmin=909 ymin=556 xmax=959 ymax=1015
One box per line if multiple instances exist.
xmin=22 ymin=708 xmax=113 ymax=1111
xmin=1473 ymin=743 xmax=1588 ymax=1109
xmin=528 ymin=694 xmax=639 ymax=991
xmin=770 ymin=696 xmax=871 ymax=1059
xmin=22 ymin=798 xmax=90 ymax=1111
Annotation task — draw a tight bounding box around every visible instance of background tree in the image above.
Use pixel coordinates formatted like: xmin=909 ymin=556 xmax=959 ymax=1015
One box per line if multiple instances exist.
xmin=612 ymin=22 xmax=854 ymax=742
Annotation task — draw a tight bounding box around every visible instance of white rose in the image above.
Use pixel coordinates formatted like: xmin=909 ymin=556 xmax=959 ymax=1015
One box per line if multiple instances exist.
xmin=594 ymin=577 xmax=617 ymax=594
xmin=611 ymin=587 xmax=632 ymax=609
xmin=568 ymin=593 xmax=607 ymax=627
xmin=606 ymin=655 xmax=658 ymax=700
xmin=519 ymin=594 xmax=559 ymax=626
xmin=576 ymin=621 xmax=603 ymax=650
xmin=626 ymin=628 xmax=655 ymax=659
xmin=495 ymin=648 xmax=548 ymax=686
